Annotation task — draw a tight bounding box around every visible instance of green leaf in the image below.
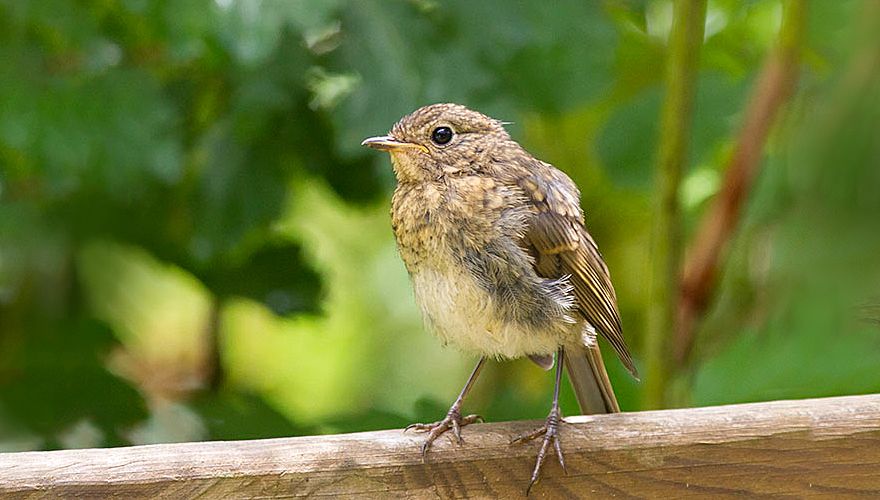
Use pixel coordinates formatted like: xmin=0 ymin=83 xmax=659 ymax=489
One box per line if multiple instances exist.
xmin=0 ymin=318 xmax=148 ymax=449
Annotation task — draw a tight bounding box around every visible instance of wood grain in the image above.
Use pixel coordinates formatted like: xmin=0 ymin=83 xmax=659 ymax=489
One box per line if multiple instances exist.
xmin=2 ymin=394 xmax=879 ymax=498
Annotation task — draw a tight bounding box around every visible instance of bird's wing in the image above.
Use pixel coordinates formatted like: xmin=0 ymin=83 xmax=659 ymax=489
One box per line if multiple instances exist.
xmin=516 ymin=164 xmax=639 ymax=379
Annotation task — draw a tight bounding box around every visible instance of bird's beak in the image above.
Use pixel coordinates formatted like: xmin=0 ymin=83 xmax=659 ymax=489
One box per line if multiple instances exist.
xmin=361 ymin=135 xmax=428 ymax=154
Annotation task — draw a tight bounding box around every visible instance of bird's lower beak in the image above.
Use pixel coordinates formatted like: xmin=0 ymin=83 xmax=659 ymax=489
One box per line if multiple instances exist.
xmin=361 ymin=135 xmax=428 ymax=153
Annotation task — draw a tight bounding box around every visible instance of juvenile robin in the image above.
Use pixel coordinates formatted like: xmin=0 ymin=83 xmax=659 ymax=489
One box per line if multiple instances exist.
xmin=362 ymin=103 xmax=638 ymax=492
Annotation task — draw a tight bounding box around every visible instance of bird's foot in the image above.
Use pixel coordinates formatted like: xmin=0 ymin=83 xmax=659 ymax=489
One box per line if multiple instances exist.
xmin=510 ymin=406 xmax=566 ymax=494
xmin=405 ymin=404 xmax=483 ymax=461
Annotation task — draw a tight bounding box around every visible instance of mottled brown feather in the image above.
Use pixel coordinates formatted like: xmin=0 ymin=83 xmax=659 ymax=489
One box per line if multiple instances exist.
xmin=516 ymin=163 xmax=639 ymax=379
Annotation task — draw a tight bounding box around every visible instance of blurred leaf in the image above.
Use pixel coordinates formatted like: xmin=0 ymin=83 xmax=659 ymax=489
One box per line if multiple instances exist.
xmin=0 ymin=318 xmax=148 ymax=449
xmin=191 ymin=391 xmax=310 ymax=440
xmin=0 ymin=68 xmax=182 ymax=199
xmin=695 ymin=320 xmax=880 ymax=405
xmin=326 ymin=0 xmax=617 ymax=158
xmin=210 ymin=241 xmax=322 ymax=316
xmin=597 ymin=72 xmax=748 ymax=190
xmin=596 ymin=85 xmax=662 ymax=189
xmin=78 ymin=241 xmax=211 ymax=353
xmin=78 ymin=240 xmax=213 ymax=397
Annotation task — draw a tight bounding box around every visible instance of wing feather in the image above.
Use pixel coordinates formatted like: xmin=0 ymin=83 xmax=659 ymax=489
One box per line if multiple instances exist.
xmin=517 ymin=167 xmax=638 ymax=378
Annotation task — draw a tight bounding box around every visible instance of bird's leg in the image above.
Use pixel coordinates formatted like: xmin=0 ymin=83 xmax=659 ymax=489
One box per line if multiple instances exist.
xmin=405 ymin=357 xmax=486 ymax=460
xmin=511 ymin=347 xmax=567 ymax=494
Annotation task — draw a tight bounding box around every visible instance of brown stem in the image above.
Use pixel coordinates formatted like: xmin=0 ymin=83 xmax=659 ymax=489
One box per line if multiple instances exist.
xmin=674 ymin=0 xmax=806 ymax=367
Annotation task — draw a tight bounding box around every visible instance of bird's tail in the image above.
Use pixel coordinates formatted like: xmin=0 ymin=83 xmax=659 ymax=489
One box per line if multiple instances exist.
xmin=564 ymin=345 xmax=620 ymax=414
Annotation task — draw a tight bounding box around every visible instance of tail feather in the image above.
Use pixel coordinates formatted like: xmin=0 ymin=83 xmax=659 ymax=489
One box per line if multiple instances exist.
xmin=564 ymin=344 xmax=619 ymax=414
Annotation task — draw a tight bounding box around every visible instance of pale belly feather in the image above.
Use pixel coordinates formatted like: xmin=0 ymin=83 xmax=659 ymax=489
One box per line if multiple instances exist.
xmin=411 ymin=265 xmax=567 ymax=359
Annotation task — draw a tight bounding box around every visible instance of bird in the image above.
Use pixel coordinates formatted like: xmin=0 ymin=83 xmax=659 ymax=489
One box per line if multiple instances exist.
xmin=361 ymin=103 xmax=638 ymax=493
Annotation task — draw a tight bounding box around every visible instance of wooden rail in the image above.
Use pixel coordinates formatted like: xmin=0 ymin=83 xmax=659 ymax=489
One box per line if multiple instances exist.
xmin=1 ymin=394 xmax=879 ymax=498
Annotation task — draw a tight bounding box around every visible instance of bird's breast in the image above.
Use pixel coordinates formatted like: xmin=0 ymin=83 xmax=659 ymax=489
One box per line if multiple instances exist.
xmin=391 ymin=175 xmax=523 ymax=260
xmin=390 ymin=178 xmax=573 ymax=358
xmin=409 ymin=257 xmax=567 ymax=359
xmin=390 ymin=183 xmax=449 ymax=271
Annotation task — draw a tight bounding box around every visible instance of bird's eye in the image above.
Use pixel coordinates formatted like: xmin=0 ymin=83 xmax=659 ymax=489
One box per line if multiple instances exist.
xmin=431 ymin=126 xmax=453 ymax=145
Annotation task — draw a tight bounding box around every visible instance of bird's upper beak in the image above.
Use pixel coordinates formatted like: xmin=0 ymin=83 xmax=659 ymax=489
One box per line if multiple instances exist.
xmin=360 ymin=135 xmax=428 ymax=154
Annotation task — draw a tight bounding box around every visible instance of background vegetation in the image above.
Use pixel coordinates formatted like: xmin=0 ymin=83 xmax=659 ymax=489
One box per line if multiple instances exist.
xmin=1 ymin=0 xmax=878 ymax=451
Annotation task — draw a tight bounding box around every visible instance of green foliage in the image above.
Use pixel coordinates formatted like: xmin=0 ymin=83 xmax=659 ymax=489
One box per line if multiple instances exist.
xmin=0 ymin=0 xmax=878 ymax=450
xmin=0 ymin=318 xmax=147 ymax=448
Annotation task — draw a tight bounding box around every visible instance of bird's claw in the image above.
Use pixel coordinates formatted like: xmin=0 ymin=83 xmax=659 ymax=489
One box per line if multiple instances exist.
xmin=511 ymin=407 xmax=565 ymax=494
xmin=405 ymin=407 xmax=482 ymax=460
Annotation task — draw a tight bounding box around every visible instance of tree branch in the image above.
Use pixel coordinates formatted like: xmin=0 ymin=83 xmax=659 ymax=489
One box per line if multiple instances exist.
xmin=674 ymin=0 xmax=807 ymax=367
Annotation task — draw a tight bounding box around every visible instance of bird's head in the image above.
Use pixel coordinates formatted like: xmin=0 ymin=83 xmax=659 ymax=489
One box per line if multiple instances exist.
xmin=361 ymin=103 xmax=512 ymax=183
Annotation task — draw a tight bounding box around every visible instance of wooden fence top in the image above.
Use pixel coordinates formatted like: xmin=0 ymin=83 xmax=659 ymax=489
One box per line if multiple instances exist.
xmin=2 ymin=394 xmax=879 ymax=498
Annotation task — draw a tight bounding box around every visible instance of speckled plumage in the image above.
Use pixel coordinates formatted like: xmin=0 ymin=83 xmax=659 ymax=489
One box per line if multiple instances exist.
xmin=363 ymin=103 xmax=638 ymax=490
xmin=383 ymin=104 xmax=636 ymax=378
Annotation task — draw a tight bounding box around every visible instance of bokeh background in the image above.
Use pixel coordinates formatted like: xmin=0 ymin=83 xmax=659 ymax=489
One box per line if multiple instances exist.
xmin=1 ymin=0 xmax=878 ymax=451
